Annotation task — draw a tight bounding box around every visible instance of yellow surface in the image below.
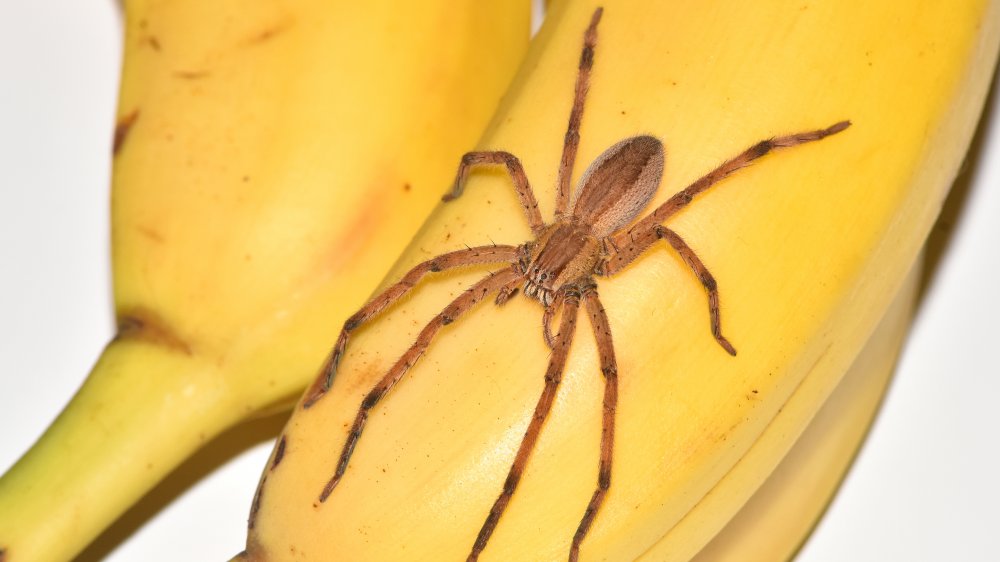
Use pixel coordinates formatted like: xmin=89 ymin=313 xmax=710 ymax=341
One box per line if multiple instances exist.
xmin=686 ymin=261 xmax=919 ymax=562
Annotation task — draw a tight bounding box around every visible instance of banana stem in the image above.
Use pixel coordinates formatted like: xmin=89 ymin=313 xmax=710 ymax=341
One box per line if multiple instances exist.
xmin=0 ymin=338 xmax=242 ymax=562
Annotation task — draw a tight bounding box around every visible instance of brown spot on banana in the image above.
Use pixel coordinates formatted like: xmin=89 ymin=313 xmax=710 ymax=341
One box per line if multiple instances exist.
xmin=242 ymin=13 xmax=296 ymax=47
xmin=134 ymin=225 xmax=165 ymax=244
xmin=114 ymin=308 xmax=192 ymax=356
xmin=112 ymin=109 xmax=139 ymax=155
xmin=173 ymin=70 xmax=211 ymax=80
xmin=270 ymin=435 xmax=286 ymax=471
xmin=249 ymin=433 xmax=289 ymax=530
xmin=319 ymin=182 xmax=390 ymax=276
xmin=248 ymin=475 xmax=266 ymax=530
xmin=248 ymin=23 xmax=291 ymax=45
xmin=235 ymin=537 xmax=269 ymax=562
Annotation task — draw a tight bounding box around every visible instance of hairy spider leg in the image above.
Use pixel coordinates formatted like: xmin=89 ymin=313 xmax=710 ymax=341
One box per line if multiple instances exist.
xmin=468 ymin=290 xmax=581 ymax=562
xmin=554 ymin=7 xmax=604 ymax=219
xmin=495 ymin=270 xmax=527 ymax=306
xmin=302 ymin=245 xmax=520 ymax=407
xmin=601 ymin=225 xmax=735 ymax=355
xmin=444 ymin=150 xmax=546 ymax=237
xmin=320 ymin=267 xmax=523 ymax=501
xmin=658 ymin=227 xmax=735 ymax=355
xmin=570 ymin=286 xmax=618 ymax=562
xmin=620 ymin=121 xmax=852 ymax=240
xmin=542 ymin=288 xmax=568 ymax=349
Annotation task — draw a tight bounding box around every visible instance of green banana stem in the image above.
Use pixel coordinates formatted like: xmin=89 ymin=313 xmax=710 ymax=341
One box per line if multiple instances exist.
xmin=0 ymin=338 xmax=244 ymax=562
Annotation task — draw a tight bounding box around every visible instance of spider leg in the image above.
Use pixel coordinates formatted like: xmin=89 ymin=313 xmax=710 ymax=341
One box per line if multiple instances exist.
xmin=443 ymin=151 xmax=545 ymax=237
xmin=617 ymin=120 xmax=850 ymax=240
xmin=570 ymin=285 xmax=618 ymax=562
xmin=542 ymin=289 xmax=567 ymax=349
xmin=467 ymin=290 xmax=581 ymax=562
xmin=598 ymin=226 xmax=735 ymax=355
xmin=494 ymin=270 xmax=525 ymax=306
xmin=319 ymin=267 xmax=523 ymax=502
xmin=657 ymin=227 xmax=736 ymax=355
xmin=554 ymin=7 xmax=603 ymax=219
xmin=302 ymin=245 xmax=520 ymax=408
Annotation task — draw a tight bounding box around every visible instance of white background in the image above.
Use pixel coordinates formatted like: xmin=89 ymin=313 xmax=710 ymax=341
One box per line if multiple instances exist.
xmin=1 ymin=2 xmax=997 ymax=561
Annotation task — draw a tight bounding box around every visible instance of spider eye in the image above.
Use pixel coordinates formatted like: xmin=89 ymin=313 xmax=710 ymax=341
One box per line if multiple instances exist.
xmin=539 ymin=273 xmax=548 ymax=281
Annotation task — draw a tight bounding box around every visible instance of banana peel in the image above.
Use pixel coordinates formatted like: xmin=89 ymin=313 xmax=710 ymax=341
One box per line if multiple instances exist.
xmin=242 ymin=0 xmax=1000 ymax=560
xmin=686 ymin=259 xmax=919 ymax=562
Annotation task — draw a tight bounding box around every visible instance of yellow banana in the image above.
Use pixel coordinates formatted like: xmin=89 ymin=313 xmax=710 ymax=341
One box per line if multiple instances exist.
xmin=240 ymin=0 xmax=999 ymax=560
xmin=0 ymin=1 xmax=529 ymax=561
xmin=687 ymin=259 xmax=919 ymax=562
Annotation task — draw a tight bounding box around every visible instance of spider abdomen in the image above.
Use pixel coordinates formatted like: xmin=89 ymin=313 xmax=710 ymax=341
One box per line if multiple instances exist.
xmin=572 ymin=135 xmax=665 ymax=237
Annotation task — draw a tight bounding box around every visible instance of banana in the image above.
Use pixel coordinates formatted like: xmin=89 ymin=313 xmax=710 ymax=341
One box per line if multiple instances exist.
xmin=239 ymin=0 xmax=1000 ymax=560
xmin=0 ymin=2 xmax=529 ymax=561
xmin=686 ymin=259 xmax=919 ymax=562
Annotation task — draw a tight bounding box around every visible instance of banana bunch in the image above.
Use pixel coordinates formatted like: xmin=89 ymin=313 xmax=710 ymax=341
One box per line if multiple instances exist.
xmin=0 ymin=1 xmax=529 ymax=561
xmin=238 ymin=0 xmax=1000 ymax=561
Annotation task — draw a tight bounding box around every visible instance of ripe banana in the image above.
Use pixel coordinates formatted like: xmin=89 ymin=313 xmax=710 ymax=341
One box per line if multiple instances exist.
xmin=239 ymin=0 xmax=1000 ymax=561
xmin=0 ymin=1 xmax=529 ymax=561
xmin=686 ymin=259 xmax=919 ymax=562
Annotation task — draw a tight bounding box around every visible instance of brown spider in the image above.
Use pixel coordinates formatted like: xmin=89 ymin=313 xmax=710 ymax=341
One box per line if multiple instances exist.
xmin=302 ymin=7 xmax=849 ymax=561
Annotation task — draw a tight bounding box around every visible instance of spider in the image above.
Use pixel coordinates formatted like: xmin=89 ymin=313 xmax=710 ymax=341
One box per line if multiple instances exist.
xmin=301 ymin=7 xmax=849 ymax=561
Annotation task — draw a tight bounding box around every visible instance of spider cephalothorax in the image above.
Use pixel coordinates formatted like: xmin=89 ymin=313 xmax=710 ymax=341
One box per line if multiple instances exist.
xmin=302 ymin=7 xmax=848 ymax=561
